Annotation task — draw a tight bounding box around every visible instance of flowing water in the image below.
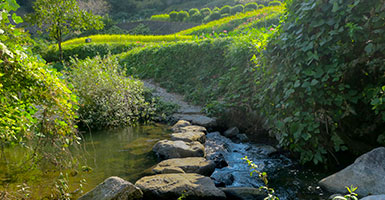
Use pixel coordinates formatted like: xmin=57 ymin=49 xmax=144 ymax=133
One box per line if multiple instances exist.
xmin=0 ymin=124 xmax=331 ymax=200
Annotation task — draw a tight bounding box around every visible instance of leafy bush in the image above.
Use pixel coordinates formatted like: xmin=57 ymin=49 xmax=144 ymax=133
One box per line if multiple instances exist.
xmin=220 ymin=5 xmax=231 ymax=14
xmin=255 ymin=0 xmax=385 ymax=164
xmin=169 ymin=11 xmax=178 ymax=22
xmin=190 ymin=12 xmax=204 ymax=23
xmin=230 ymin=4 xmax=244 ymax=15
xmin=213 ymin=7 xmax=220 ymax=12
xmin=150 ymin=14 xmax=170 ymax=21
xmin=268 ymin=1 xmax=281 ymax=6
xmin=200 ymin=8 xmax=212 ymax=17
xmin=67 ymin=55 xmax=155 ymax=130
xmin=204 ymin=11 xmax=221 ymax=22
xmin=188 ymin=8 xmax=199 ymax=16
xmin=258 ymin=5 xmax=265 ymax=9
xmin=128 ymin=24 xmax=151 ymax=35
xmin=178 ymin=6 xmax=284 ymax=35
xmin=177 ymin=11 xmax=189 ymax=22
xmin=245 ymin=3 xmax=258 ymax=12
xmin=1 ymin=0 xmax=77 ymax=159
xmin=42 ymin=43 xmax=143 ymax=62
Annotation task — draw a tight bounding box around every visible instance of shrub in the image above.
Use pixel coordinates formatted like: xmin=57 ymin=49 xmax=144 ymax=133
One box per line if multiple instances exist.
xmin=200 ymin=8 xmax=212 ymax=17
xmin=190 ymin=12 xmax=204 ymax=23
xmin=150 ymin=14 xmax=170 ymax=21
xmin=43 ymin=43 xmax=142 ymax=62
xmin=258 ymin=5 xmax=265 ymax=9
xmin=213 ymin=7 xmax=220 ymax=12
xmin=203 ymin=11 xmax=221 ymax=23
xmin=169 ymin=11 xmax=178 ymax=22
xmin=220 ymin=5 xmax=231 ymax=14
xmin=67 ymin=55 xmax=155 ymax=130
xmin=221 ymin=13 xmax=230 ymax=18
xmin=188 ymin=8 xmax=199 ymax=16
xmin=245 ymin=3 xmax=258 ymax=12
xmin=128 ymin=24 xmax=151 ymax=35
xmin=256 ymin=0 xmax=385 ymax=164
xmin=268 ymin=1 xmax=281 ymax=6
xmin=230 ymin=4 xmax=244 ymax=15
xmin=177 ymin=11 xmax=189 ymax=22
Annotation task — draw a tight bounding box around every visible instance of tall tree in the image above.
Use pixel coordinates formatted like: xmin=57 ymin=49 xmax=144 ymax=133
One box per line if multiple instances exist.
xmin=29 ymin=0 xmax=104 ymax=61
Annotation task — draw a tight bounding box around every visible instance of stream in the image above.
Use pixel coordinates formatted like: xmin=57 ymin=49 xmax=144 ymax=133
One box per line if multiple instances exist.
xmin=0 ymin=123 xmax=331 ymax=199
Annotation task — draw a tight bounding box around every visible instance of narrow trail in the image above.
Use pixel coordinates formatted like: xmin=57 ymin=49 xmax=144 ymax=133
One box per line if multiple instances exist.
xmin=143 ymin=80 xmax=216 ymax=128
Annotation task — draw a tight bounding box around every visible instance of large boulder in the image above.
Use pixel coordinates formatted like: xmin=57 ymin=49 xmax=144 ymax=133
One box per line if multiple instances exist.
xmin=135 ymin=173 xmax=226 ymax=200
xmin=220 ymin=187 xmax=267 ymax=200
xmin=153 ymin=140 xmax=205 ymax=159
xmin=153 ymin=157 xmax=216 ymax=176
xmin=361 ymin=195 xmax=385 ymax=200
xmin=177 ymin=125 xmax=207 ymax=134
xmin=319 ymin=147 xmax=385 ymax=196
xmin=173 ymin=114 xmax=216 ymax=128
xmin=78 ymin=176 xmax=143 ymax=200
xmin=223 ymin=127 xmax=239 ymax=138
xmin=171 ymin=120 xmax=191 ymax=132
xmin=171 ymin=131 xmax=206 ymax=144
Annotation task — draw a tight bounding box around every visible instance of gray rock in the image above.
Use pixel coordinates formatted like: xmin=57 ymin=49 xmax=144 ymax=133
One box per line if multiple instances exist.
xmin=78 ymin=176 xmax=142 ymax=200
xmin=153 ymin=140 xmax=205 ymax=159
xmin=361 ymin=195 xmax=385 ymax=200
xmin=212 ymin=172 xmax=234 ymax=187
xmin=171 ymin=120 xmax=191 ymax=132
xmin=153 ymin=157 xmax=215 ymax=176
xmin=135 ymin=173 xmax=226 ymax=200
xmin=178 ymin=125 xmax=207 ymax=134
xmin=171 ymin=131 xmax=206 ymax=144
xmin=223 ymin=127 xmax=239 ymax=138
xmin=152 ymin=166 xmax=185 ymax=174
xmin=319 ymin=147 xmax=385 ymax=196
xmin=205 ymin=132 xmax=230 ymax=168
xmin=172 ymin=114 xmax=216 ymax=128
xmin=220 ymin=187 xmax=267 ymax=200
xmin=255 ymin=145 xmax=277 ymax=155
xmin=236 ymin=134 xmax=249 ymax=142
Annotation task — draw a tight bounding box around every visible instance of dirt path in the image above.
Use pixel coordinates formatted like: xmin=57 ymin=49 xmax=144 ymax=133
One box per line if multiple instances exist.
xmin=143 ymin=80 xmax=216 ymax=128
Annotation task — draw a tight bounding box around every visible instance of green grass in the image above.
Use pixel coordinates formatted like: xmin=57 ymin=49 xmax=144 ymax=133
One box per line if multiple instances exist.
xmin=61 ymin=34 xmax=193 ymax=46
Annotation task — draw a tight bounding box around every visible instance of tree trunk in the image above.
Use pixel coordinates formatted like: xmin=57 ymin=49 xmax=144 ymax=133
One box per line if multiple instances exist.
xmin=58 ymin=39 xmax=63 ymax=62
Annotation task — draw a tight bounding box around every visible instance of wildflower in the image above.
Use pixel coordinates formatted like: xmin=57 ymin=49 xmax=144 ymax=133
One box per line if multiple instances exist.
xmin=223 ymin=30 xmax=227 ymax=33
xmin=270 ymin=28 xmax=275 ymax=31
xmin=136 ymin=41 xmax=140 ymax=43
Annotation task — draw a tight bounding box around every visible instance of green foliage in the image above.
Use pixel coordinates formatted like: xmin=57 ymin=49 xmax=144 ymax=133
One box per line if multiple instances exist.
xmin=169 ymin=11 xmax=179 ymax=22
xmin=61 ymin=34 xmax=193 ymax=46
xmin=67 ymin=55 xmax=155 ymax=130
xmin=42 ymin=43 xmax=142 ymax=63
xmin=129 ymin=24 xmax=151 ymax=35
xmin=255 ymin=0 xmax=385 ymax=164
xmin=204 ymin=11 xmax=222 ymax=23
xmin=213 ymin=7 xmax=220 ymax=12
xmin=150 ymin=14 xmax=170 ymax=21
xmin=245 ymin=2 xmax=259 ymax=11
xmin=188 ymin=8 xmax=199 ymax=16
xmin=190 ymin=12 xmax=204 ymax=23
xmin=0 ymin=0 xmax=77 ymax=149
xmin=230 ymin=4 xmax=244 ymax=15
xmin=178 ymin=6 xmax=284 ymax=35
xmin=28 ymin=0 xmax=104 ymax=60
xmin=200 ymin=7 xmax=212 ymax=17
xmin=242 ymin=156 xmax=279 ymax=200
xmin=220 ymin=5 xmax=231 ymax=14
xmin=268 ymin=1 xmax=281 ymax=6
xmin=177 ymin=10 xmax=189 ymax=22
xmin=332 ymin=186 xmax=358 ymax=200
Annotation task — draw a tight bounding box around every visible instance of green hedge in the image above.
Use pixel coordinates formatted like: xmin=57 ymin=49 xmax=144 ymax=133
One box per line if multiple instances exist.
xmin=43 ymin=43 xmax=141 ymax=62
